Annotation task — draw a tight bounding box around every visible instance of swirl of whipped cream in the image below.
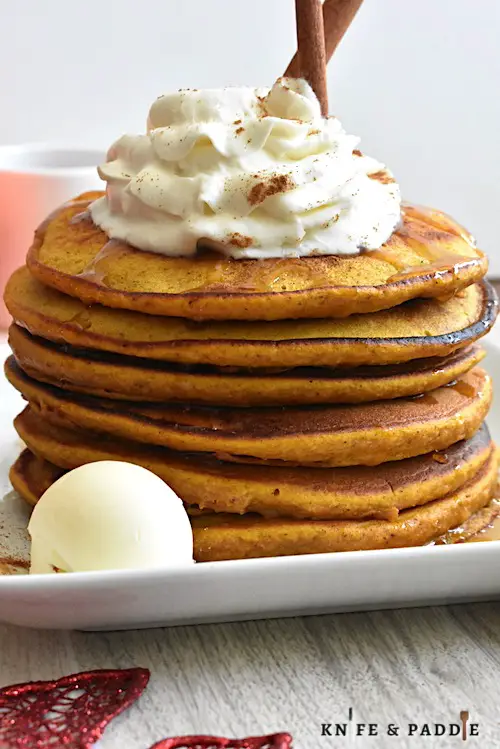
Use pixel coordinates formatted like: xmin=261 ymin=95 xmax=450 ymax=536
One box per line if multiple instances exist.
xmin=90 ymin=78 xmax=401 ymax=258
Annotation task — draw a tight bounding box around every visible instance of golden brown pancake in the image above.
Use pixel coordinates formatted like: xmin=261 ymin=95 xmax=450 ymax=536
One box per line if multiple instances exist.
xmin=10 ymin=448 xmax=499 ymax=561
xmin=191 ymin=453 xmax=499 ymax=560
xmin=26 ymin=196 xmax=487 ymax=321
xmin=14 ymin=406 xmax=494 ymax=520
xmin=9 ymin=325 xmax=485 ymax=407
xmin=9 ymin=448 xmax=65 ymax=507
xmin=5 ymin=358 xmax=492 ymax=466
xmin=5 ymin=267 xmax=497 ymax=367
xmin=437 ymin=500 xmax=500 ymax=545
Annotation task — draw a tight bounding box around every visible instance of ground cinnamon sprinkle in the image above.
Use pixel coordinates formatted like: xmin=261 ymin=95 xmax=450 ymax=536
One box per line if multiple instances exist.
xmin=248 ymin=174 xmax=295 ymax=206
xmin=235 ymin=126 xmax=245 ymax=135
xmin=227 ymin=232 xmax=253 ymax=248
xmin=0 ymin=556 xmax=29 ymax=572
xmin=368 ymin=170 xmax=395 ymax=184
xmin=353 ymin=149 xmax=362 ymax=157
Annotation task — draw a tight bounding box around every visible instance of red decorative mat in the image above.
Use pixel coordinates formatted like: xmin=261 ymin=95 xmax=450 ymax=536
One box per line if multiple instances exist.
xmin=0 ymin=667 xmax=150 ymax=748
xmin=149 ymin=735 xmax=293 ymax=749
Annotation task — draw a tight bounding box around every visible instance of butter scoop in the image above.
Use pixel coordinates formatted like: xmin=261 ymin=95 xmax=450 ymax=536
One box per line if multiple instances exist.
xmin=28 ymin=461 xmax=194 ymax=574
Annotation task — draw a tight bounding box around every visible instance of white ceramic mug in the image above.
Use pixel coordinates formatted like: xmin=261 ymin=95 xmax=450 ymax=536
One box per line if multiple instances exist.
xmin=0 ymin=144 xmax=105 ymax=328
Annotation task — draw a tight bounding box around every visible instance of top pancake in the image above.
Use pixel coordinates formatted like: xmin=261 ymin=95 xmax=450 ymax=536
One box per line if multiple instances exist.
xmin=27 ymin=193 xmax=487 ymax=321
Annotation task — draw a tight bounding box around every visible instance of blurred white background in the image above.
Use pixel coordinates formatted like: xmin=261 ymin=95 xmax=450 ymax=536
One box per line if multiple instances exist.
xmin=1 ymin=0 xmax=499 ymax=271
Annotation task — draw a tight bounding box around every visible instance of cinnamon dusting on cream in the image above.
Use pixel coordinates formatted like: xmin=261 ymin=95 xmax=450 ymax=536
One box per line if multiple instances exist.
xmin=368 ymin=170 xmax=395 ymax=185
xmin=248 ymin=175 xmax=295 ymax=207
xmin=227 ymin=233 xmax=253 ymax=248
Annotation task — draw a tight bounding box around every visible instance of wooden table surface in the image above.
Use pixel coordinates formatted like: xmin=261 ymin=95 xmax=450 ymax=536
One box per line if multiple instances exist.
xmin=1 ymin=604 xmax=500 ymax=748
xmin=1 ymin=287 xmax=500 ymax=749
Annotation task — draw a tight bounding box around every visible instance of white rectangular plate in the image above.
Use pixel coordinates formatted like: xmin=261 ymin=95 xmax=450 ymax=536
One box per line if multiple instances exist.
xmin=1 ymin=331 xmax=500 ymax=632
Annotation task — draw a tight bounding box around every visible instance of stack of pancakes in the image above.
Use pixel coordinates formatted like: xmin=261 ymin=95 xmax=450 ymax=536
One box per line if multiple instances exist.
xmin=4 ymin=192 xmax=499 ymax=561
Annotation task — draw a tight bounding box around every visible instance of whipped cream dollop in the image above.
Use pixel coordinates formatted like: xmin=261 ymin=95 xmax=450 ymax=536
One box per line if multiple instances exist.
xmin=90 ymin=78 xmax=401 ymax=258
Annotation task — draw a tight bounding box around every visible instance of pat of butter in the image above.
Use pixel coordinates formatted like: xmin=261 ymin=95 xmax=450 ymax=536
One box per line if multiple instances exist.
xmin=28 ymin=461 xmax=194 ymax=573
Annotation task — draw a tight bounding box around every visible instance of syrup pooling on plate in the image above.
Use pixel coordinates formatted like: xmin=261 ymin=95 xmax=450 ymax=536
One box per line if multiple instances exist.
xmin=469 ymin=513 xmax=500 ymax=542
xmin=434 ymin=499 xmax=500 ymax=544
xmin=0 ymin=556 xmax=29 ymax=575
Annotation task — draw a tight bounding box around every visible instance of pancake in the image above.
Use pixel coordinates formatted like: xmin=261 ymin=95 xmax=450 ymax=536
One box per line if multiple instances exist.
xmin=26 ymin=195 xmax=488 ymax=321
xmin=9 ymin=325 xmax=485 ymax=407
xmin=10 ymin=448 xmax=499 ymax=561
xmin=5 ymin=358 xmax=492 ymax=466
xmin=436 ymin=500 xmax=500 ymax=545
xmin=192 ymin=453 xmax=499 ymax=559
xmin=9 ymin=448 xmax=65 ymax=507
xmin=14 ymin=407 xmax=494 ymax=520
xmin=5 ymin=267 xmax=497 ymax=368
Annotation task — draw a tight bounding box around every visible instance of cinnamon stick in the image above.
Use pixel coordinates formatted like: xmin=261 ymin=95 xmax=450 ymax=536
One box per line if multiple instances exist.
xmin=285 ymin=0 xmax=364 ymax=78
xmin=293 ymin=0 xmax=328 ymax=115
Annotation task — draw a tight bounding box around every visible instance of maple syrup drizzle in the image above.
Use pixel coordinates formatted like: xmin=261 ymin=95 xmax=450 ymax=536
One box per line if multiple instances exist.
xmin=432 ymin=452 xmax=449 ymax=464
xmin=0 ymin=556 xmax=29 ymax=572
xmin=384 ymin=252 xmax=466 ymax=283
xmin=411 ymin=392 xmax=439 ymax=406
xmin=365 ymin=203 xmax=480 ymax=284
xmin=40 ymin=201 xmax=480 ymax=295
xmin=189 ymin=253 xmax=333 ymax=293
xmin=387 ymin=256 xmax=475 ymax=285
xmin=364 ymin=246 xmax=408 ymax=272
xmin=469 ymin=514 xmax=500 ymax=542
xmin=450 ymin=380 xmax=477 ymax=398
xmin=402 ymin=202 xmax=476 ymax=247
xmin=67 ymin=308 xmax=93 ymax=330
xmin=434 ymin=499 xmax=500 ymax=545
xmin=69 ymin=209 xmax=92 ymax=225
xmin=36 ymin=198 xmax=94 ymax=235
xmin=194 ymin=204 xmax=480 ymax=292
xmin=75 ymin=239 xmax=124 ymax=285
